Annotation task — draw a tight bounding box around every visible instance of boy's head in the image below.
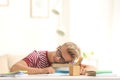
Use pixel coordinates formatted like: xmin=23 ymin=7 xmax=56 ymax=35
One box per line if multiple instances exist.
xmin=55 ymin=42 xmax=81 ymax=63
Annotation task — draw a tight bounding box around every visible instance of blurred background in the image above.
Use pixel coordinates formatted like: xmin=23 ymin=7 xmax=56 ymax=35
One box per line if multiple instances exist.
xmin=0 ymin=0 xmax=120 ymax=72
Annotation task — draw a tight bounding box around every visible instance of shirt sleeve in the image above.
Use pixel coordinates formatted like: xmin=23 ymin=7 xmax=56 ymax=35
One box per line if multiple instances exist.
xmin=23 ymin=50 xmax=38 ymax=67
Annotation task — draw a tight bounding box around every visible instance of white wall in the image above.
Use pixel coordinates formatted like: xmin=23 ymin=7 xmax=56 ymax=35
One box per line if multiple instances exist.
xmin=0 ymin=0 xmax=60 ymax=54
xmin=112 ymin=0 xmax=120 ymax=73
xmin=70 ymin=0 xmax=113 ymax=70
xmin=69 ymin=0 xmax=120 ymax=74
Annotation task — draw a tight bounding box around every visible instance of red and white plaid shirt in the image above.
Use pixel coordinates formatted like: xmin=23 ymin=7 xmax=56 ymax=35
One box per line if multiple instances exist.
xmin=23 ymin=50 xmax=51 ymax=68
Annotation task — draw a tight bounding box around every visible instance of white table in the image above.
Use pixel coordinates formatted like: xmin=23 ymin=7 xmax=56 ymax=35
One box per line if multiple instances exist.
xmin=0 ymin=74 xmax=120 ymax=80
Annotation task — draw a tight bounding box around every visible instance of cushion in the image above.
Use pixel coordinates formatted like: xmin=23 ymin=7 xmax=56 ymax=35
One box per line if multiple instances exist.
xmin=0 ymin=54 xmax=9 ymax=73
xmin=7 ymin=54 xmax=27 ymax=69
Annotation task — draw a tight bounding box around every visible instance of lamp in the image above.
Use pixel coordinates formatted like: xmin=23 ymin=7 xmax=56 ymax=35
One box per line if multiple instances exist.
xmin=56 ymin=25 xmax=65 ymax=36
xmin=52 ymin=0 xmax=66 ymax=37
xmin=52 ymin=0 xmax=63 ymax=15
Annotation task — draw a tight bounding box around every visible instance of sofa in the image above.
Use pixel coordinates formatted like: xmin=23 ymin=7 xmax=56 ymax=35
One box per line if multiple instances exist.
xmin=0 ymin=54 xmax=28 ymax=74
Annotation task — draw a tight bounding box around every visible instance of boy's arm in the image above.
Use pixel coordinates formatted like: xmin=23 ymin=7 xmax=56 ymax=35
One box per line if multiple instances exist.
xmin=10 ymin=60 xmax=55 ymax=74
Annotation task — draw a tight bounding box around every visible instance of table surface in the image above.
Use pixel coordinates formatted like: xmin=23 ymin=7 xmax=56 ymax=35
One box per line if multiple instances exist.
xmin=0 ymin=74 xmax=120 ymax=80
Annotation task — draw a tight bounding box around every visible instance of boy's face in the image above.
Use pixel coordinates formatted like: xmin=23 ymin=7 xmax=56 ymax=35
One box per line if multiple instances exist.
xmin=53 ymin=45 xmax=75 ymax=63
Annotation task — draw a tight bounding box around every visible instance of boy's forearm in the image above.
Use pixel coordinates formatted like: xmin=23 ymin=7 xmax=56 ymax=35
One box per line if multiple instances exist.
xmin=10 ymin=61 xmax=48 ymax=74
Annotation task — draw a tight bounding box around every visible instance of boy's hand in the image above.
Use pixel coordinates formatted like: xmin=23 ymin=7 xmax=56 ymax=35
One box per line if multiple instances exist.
xmin=80 ymin=64 xmax=96 ymax=75
xmin=43 ymin=67 xmax=55 ymax=74
xmin=80 ymin=66 xmax=86 ymax=75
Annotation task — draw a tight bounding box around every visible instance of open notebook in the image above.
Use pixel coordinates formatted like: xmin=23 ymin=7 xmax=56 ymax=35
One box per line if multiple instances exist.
xmin=37 ymin=70 xmax=117 ymax=77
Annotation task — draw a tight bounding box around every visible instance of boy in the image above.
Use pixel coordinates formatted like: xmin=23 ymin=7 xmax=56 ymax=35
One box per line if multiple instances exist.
xmin=10 ymin=42 xmax=96 ymax=74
